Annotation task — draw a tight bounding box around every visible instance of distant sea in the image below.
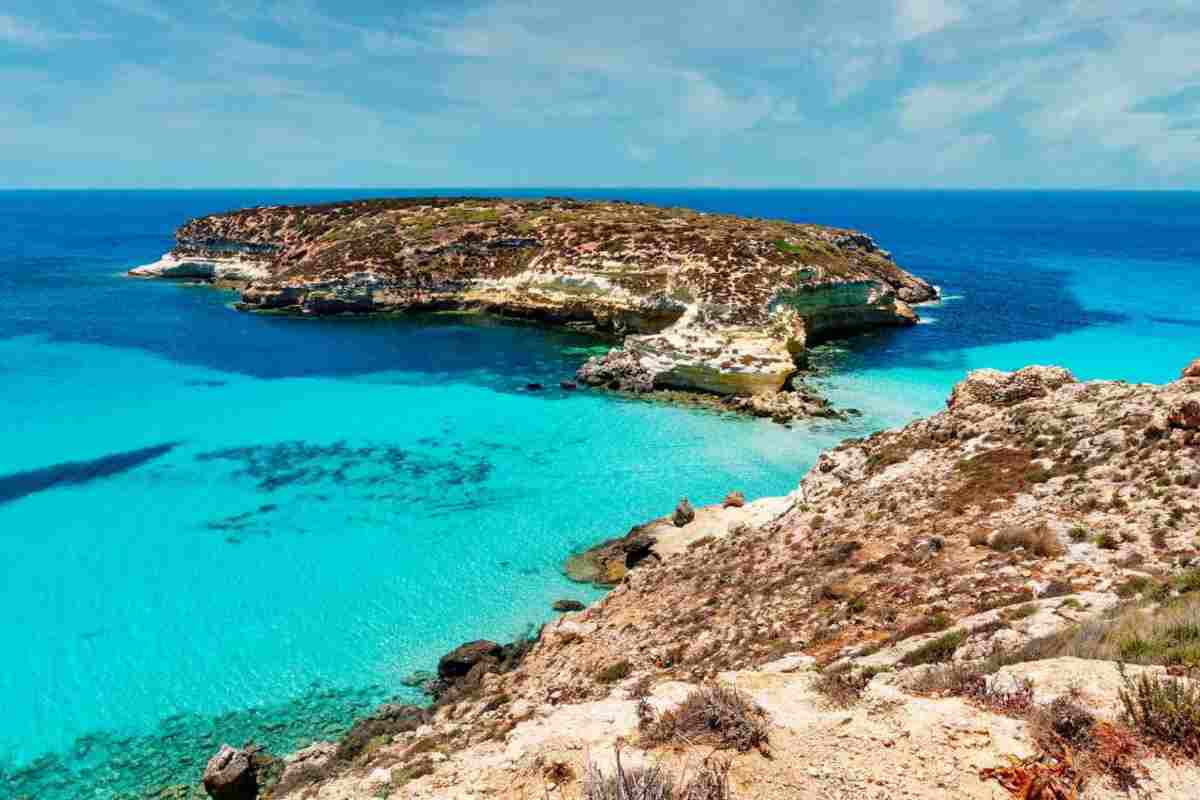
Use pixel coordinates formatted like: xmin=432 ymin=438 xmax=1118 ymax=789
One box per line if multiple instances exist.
xmin=2 ymin=189 xmax=1197 ymax=797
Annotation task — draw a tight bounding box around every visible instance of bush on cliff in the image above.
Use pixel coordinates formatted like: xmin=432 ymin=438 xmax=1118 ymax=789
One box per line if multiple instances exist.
xmin=583 ymin=747 xmax=731 ymax=800
xmin=641 ymin=685 xmax=769 ymax=753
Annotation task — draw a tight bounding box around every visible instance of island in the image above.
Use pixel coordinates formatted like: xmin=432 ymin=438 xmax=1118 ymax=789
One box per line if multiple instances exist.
xmin=131 ymin=197 xmax=937 ymax=421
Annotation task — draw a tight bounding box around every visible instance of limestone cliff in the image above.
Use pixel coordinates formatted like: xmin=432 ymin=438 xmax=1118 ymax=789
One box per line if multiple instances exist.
xmin=130 ymin=197 xmax=936 ymax=407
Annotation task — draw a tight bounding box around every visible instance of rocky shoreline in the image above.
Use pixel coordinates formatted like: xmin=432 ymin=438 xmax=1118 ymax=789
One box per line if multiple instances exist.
xmin=182 ymin=357 xmax=1200 ymax=800
xmin=130 ymin=197 xmax=937 ymax=423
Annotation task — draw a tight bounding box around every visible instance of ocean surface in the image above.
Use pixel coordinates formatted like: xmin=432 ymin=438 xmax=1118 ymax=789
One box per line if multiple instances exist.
xmin=2 ymin=189 xmax=1197 ymax=797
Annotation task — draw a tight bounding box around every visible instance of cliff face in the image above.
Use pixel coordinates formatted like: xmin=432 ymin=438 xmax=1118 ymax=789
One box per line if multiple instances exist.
xmin=246 ymin=361 xmax=1200 ymax=800
xmin=130 ymin=198 xmax=936 ymax=403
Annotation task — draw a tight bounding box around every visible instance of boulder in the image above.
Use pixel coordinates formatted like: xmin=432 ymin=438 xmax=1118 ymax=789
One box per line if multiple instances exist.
xmin=278 ymin=741 xmax=336 ymax=791
xmin=947 ymin=365 xmax=1077 ymax=409
xmin=438 ymin=640 xmax=504 ymax=681
xmin=672 ymin=497 xmax=695 ymax=527
xmin=1168 ymin=399 xmax=1200 ymax=431
xmin=1182 ymin=358 xmax=1200 ymax=379
xmin=563 ymin=526 xmax=659 ymax=586
xmin=552 ymin=599 xmax=586 ymax=612
xmin=202 ymin=745 xmax=256 ymax=800
xmin=722 ymin=490 xmax=746 ymax=508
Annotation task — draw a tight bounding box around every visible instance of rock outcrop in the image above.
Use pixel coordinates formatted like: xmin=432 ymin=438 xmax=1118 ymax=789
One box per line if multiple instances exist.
xmin=131 ymin=198 xmax=936 ymax=418
xmin=672 ymin=497 xmax=695 ymax=527
xmin=437 ymin=640 xmax=504 ymax=682
xmin=202 ymin=745 xmax=257 ymax=800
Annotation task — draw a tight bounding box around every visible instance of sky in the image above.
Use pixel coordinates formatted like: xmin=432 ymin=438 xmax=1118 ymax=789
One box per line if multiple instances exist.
xmin=1 ymin=1 xmax=1198 ymax=188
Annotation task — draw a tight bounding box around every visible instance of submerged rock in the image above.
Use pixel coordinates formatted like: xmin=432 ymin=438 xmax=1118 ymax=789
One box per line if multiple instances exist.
xmin=564 ymin=526 xmax=660 ymax=586
xmin=202 ymin=745 xmax=256 ymax=800
xmin=559 ymin=380 xmax=578 ymax=390
xmin=552 ymin=599 xmax=586 ymax=612
xmin=673 ymin=497 xmax=695 ymax=527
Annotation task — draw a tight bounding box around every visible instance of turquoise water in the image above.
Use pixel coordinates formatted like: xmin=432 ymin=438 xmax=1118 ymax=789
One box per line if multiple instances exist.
xmin=2 ymin=190 xmax=1197 ymax=797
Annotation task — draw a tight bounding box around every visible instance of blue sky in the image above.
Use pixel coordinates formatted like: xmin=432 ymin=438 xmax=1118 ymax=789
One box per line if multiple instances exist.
xmin=2 ymin=1 xmax=1198 ymax=188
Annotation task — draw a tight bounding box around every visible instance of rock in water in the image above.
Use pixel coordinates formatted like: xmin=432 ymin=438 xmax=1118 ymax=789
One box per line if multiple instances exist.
xmin=552 ymin=599 xmax=586 ymax=612
xmin=437 ymin=640 xmax=504 ymax=681
xmin=1183 ymin=358 xmax=1200 ymax=379
xmin=202 ymin=745 xmax=256 ymax=800
xmin=673 ymin=497 xmax=695 ymax=527
xmin=525 ymin=382 xmax=544 ymax=391
xmin=559 ymin=380 xmax=578 ymax=390
xmin=722 ymin=490 xmax=746 ymax=508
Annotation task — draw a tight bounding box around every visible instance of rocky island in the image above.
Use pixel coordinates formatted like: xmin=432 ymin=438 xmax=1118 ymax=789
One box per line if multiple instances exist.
xmin=131 ymin=197 xmax=937 ymax=420
xmin=188 ymin=359 xmax=1200 ymax=800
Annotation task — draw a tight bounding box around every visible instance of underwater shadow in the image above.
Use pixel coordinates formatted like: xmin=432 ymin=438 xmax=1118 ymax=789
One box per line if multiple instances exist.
xmin=0 ymin=442 xmax=180 ymax=506
xmin=824 ymin=262 xmax=1130 ymax=374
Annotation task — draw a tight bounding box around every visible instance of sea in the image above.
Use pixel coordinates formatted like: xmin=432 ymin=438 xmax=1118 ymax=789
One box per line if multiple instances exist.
xmin=1 ymin=189 xmax=1197 ymax=797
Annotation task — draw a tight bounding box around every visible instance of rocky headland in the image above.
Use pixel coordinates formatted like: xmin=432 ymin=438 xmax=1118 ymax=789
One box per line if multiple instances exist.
xmin=188 ymin=358 xmax=1200 ymax=800
xmin=130 ymin=197 xmax=937 ymax=421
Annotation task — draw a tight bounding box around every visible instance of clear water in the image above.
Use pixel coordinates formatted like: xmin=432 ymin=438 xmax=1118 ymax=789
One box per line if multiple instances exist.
xmin=2 ymin=189 xmax=1197 ymax=797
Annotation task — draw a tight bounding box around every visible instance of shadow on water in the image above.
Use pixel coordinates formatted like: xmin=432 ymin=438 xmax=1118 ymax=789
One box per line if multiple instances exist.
xmin=0 ymin=442 xmax=180 ymax=506
xmin=818 ymin=262 xmax=1129 ymax=376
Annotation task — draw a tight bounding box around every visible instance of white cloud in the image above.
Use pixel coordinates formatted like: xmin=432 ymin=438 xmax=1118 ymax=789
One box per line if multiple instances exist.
xmin=894 ymin=0 xmax=964 ymax=40
xmin=0 ymin=14 xmax=108 ymax=47
xmin=898 ymin=80 xmax=1009 ymax=131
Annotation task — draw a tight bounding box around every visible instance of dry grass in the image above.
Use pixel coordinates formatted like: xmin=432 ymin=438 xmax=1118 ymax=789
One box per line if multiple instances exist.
xmin=989 ymin=524 xmax=1065 ymax=558
xmin=640 ymin=685 xmax=769 ymax=753
xmin=811 ymin=664 xmax=880 ymax=708
xmin=1056 ymin=596 xmax=1200 ymax=668
xmin=583 ymin=747 xmax=731 ymax=800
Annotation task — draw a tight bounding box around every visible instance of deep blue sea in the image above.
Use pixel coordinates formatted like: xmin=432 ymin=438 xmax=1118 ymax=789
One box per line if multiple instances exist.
xmin=2 ymin=189 xmax=1197 ymax=797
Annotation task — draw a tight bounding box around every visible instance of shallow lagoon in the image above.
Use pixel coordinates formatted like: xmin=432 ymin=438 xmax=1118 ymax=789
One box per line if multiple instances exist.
xmin=1 ymin=189 xmax=1197 ymax=796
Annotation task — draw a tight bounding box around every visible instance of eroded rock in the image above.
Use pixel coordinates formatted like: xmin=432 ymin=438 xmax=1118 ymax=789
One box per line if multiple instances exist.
xmin=722 ymin=490 xmax=746 ymax=508
xmin=202 ymin=745 xmax=256 ymax=800
xmin=438 ymin=641 xmax=504 ymax=681
xmin=672 ymin=498 xmax=695 ymax=527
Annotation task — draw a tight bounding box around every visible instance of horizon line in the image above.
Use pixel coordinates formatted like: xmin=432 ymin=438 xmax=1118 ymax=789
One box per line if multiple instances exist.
xmin=1 ymin=186 xmax=1197 ymax=193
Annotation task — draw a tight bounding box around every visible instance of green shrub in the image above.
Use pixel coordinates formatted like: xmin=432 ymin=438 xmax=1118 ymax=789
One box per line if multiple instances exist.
xmin=1176 ymin=569 xmax=1200 ymax=594
xmin=901 ymin=630 xmax=966 ymax=667
xmin=1119 ymin=665 xmax=1200 ymax=757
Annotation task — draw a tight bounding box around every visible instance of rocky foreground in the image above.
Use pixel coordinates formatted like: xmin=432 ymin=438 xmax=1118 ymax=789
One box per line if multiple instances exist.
xmin=193 ymin=359 xmax=1200 ymax=800
xmin=130 ymin=197 xmax=936 ymax=420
